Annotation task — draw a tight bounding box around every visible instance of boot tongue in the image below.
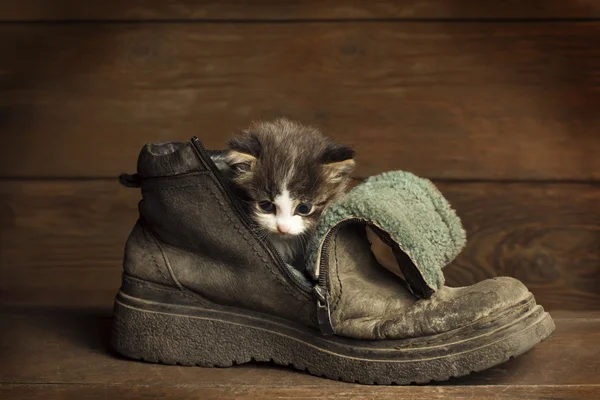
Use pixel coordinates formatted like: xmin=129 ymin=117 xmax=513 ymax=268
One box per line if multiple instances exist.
xmin=137 ymin=141 xmax=205 ymax=179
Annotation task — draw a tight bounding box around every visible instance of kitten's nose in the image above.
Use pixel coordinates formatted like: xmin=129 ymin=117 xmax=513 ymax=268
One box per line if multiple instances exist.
xmin=277 ymin=224 xmax=291 ymax=234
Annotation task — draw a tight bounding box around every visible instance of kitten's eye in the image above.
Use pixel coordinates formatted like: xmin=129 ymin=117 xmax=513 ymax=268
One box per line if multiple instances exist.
xmin=258 ymin=201 xmax=275 ymax=213
xmin=295 ymin=203 xmax=312 ymax=216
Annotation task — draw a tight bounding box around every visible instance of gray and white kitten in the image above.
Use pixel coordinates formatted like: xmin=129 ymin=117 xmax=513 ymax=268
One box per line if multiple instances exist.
xmin=212 ymin=118 xmax=355 ymax=269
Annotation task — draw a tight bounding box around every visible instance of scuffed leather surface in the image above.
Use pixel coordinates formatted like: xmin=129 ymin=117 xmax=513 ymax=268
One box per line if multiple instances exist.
xmin=126 ymin=141 xmax=316 ymax=328
xmin=123 ymin=221 xmax=178 ymax=287
xmin=328 ymin=224 xmax=531 ymax=339
xmin=125 ymin=139 xmax=532 ymax=340
xmin=137 ymin=141 xmax=204 ymax=178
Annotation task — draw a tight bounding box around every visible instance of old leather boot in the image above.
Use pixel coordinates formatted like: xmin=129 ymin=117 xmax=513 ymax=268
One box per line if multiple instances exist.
xmin=111 ymin=137 xmax=555 ymax=384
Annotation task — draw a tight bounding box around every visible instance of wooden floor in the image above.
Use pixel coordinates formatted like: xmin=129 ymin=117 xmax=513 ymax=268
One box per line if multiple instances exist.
xmin=0 ymin=308 xmax=598 ymax=399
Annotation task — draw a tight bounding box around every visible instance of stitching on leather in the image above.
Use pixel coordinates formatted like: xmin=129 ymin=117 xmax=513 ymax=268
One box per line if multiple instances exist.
xmin=146 ymin=178 xmax=306 ymax=301
xmin=145 ymin=225 xmax=184 ymax=290
xmin=142 ymin=170 xmax=212 ymax=182
xmin=203 ymin=180 xmax=306 ymax=301
xmin=139 ymin=224 xmax=171 ymax=285
xmin=142 ymin=184 xmax=208 ymax=193
xmin=124 ymin=275 xmax=208 ymax=303
xmin=332 ymin=230 xmax=343 ymax=312
xmin=126 ymin=276 xmax=183 ymax=295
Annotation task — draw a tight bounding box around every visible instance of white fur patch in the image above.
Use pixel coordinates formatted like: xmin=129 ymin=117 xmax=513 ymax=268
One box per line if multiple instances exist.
xmin=273 ymin=188 xmax=305 ymax=235
xmin=254 ymin=185 xmax=308 ymax=264
xmin=255 ymin=187 xmax=306 ymax=236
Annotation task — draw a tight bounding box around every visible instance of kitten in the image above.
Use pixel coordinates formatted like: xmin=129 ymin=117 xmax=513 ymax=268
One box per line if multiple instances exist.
xmin=213 ymin=118 xmax=355 ymax=270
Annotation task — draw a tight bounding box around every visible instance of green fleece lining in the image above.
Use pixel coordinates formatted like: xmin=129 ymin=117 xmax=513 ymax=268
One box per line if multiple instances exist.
xmin=307 ymin=171 xmax=466 ymax=291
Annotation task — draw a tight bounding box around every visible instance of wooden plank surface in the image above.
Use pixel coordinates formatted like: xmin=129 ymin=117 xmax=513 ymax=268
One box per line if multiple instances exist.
xmin=2 ymin=383 xmax=600 ymax=400
xmin=2 ymin=1 xmax=600 ymax=21
xmin=0 ymin=310 xmax=598 ymax=391
xmin=0 ymin=180 xmax=136 ymax=307
xmin=442 ymin=182 xmax=600 ymax=310
xmin=1 ymin=180 xmax=599 ymax=309
xmin=2 ymin=23 xmax=600 ymax=180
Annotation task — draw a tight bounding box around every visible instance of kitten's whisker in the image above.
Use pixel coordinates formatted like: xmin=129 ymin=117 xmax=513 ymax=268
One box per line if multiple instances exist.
xmin=298 ymin=233 xmax=311 ymax=251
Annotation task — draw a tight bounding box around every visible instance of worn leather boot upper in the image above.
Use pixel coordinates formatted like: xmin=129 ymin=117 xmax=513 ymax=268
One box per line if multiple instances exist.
xmin=122 ymin=138 xmax=534 ymax=340
xmin=321 ymin=225 xmax=531 ymax=339
xmin=123 ymin=139 xmax=317 ymax=327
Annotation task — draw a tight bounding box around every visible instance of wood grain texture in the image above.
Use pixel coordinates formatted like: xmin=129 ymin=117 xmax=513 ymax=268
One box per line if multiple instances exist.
xmin=2 ymin=23 xmax=600 ymax=179
xmin=0 ymin=180 xmax=137 ymax=307
xmin=441 ymin=182 xmax=600 ymax=310
xmin=2 ymin=384 xmax=600 ymax=400
xmin=0 ymin=310 xmax=598 ymax=390
xmin=1 ymin=180 xmax=599 ymax=309
xmin=1 ymin=1 xmax=600 ymax=21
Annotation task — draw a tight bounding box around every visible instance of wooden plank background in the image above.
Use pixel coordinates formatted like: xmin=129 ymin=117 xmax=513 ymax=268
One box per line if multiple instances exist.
xmin=2 ymin=180 xmax=599 ymax=309
xmin=2 ymin=1 xmax=600 ymax=20
xmin=1 ymin=1 xmax=599 ymax=312
xmin=2 ymin=22 xmax=600 ymax=179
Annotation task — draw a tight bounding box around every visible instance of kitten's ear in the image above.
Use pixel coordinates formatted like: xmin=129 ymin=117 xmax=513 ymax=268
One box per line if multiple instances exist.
xmin=226 ymin=130 xmax=261 ymax=175
xmin=321 ymin=143 xmax=356 ymax=182
xmin=225 ymin=150 xmax=256 ymax=174
xmin=228 ymin=130 xmax=261 ymax=158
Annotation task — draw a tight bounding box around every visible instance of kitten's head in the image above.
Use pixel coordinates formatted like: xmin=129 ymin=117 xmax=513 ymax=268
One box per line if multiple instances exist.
xmin=224 ymin=118 xmax=355 ymax=239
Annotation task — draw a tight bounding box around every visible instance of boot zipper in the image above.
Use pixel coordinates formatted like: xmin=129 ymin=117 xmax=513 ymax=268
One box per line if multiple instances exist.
xmin=190 ymin=137 xmax=313 ymax=295
xmin=315 ymin=217 xmax=365 ymax=335
xmin=313 ymin=285 xmax=334 ymax=335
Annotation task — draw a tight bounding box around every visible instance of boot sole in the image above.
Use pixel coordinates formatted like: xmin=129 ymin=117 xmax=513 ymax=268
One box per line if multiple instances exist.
xmin=110 ymin=288 xmax=555 ymax=385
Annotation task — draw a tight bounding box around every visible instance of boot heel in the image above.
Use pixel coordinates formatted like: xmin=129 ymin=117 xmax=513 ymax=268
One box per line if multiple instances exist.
xmin=111 ymin=295 xmax=257 ymax=367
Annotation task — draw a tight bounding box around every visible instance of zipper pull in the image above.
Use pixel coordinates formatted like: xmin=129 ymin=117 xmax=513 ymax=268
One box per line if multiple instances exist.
xmin=313 ymin=286 xmax=335 ymax=335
